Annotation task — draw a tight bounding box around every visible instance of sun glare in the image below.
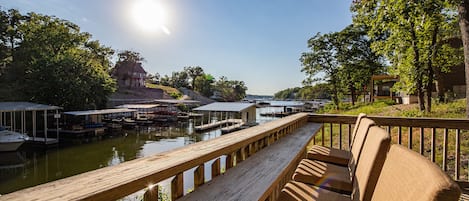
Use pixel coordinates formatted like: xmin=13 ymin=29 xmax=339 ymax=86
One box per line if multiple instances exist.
xmin=131 ymin=0 xmax=170 ymax=35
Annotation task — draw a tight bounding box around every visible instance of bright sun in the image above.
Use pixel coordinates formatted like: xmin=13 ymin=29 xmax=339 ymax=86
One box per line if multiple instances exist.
xmin=131 ymin=0 xmax=170 ymax=35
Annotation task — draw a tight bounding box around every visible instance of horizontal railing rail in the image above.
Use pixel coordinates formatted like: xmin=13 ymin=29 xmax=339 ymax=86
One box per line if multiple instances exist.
xmin=308 ymin=114 xmax=469 ymax=182
xmin=0 ymin=113 xmax=309 ymax=201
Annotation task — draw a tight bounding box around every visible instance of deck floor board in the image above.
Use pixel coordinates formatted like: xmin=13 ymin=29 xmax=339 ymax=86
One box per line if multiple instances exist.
xmin=178 ymin=123 xmax=321 ymax=201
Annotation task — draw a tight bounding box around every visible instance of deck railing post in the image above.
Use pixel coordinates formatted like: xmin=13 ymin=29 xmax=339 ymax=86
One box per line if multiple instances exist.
xmin=171 ymin=173 xmax=183 ymax=200
xmin=348 ymin=124 xmax=352 ymax=149
xmin=339 ymin=123 xmax=342 ymax=150
xmin=398 ymin=126 xmax=402 ymax=145
xmin=455 ymin=129 xmax=461 ymax=180
xmin=443 ymin=128 xmax=448 ymax=171
xmin=212 ymin=158 xmax=221 ymax=178
xmin=431 ymin=128 xmax=436 ymax=162
xmin=329 ymin=123 xmax=333 ymax=148
xmin=321 ymin=125 xmax=325 ymax=146
xmin=408 ymin=127 xmax=413 ymax=150
xmin=143 ymin=185 xmax=158 ymax=201
xmin=194 ymin=164 xmax=205 ymax=189
xmin=420 ymin=127 xmax=424 ymax=155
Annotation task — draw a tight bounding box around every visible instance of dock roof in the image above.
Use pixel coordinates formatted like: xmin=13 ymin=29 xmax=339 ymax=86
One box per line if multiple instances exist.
xmin=116 ymin=104 xmax=160 ymax=109
xmin=0 ymin=102 xmax=61 ymax=112
xmin=193 ymin=102 xmax=255 ymax=112
xmin=64 ymin=108 xmax=137 ymax=116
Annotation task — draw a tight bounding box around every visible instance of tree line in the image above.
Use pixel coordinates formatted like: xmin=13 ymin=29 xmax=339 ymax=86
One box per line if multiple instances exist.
xmin=157 ymin=66 xmax=248 ymax=102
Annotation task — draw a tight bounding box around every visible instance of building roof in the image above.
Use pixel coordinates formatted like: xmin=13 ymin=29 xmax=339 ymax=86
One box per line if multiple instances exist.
xmin=0 ymin=102 xmax=61 ymax=112
xmin=112 ymin=61 xmax=147 ymax=76
xmin=193 ymin=102 xmax=255 ymax=112
xmin=116 ymin=104 xmax=160 ymax=109
xmin=153 ymin=99 xmax=201 ymax=105
xmin=64 ymin=108 xmax=137 ymax=116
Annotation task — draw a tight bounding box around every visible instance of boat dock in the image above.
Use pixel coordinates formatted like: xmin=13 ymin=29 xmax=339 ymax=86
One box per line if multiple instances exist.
xmin=192 ymin=102 xmax=256 ymax=133
xmin=194 ymin=119 xmax=243 ymax=131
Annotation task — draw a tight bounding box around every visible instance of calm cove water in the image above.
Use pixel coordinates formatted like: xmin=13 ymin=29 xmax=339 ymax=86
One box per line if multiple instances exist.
xmin=0 ymin=107 xmax=284 ymax=195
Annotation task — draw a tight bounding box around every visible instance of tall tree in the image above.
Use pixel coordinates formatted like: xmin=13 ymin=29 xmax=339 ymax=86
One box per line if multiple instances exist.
xmin=0 ymin=11 xmax=116 ymax=110
xmin=184 ymin=66 xmax=204 ymax=90
xmin=457 ymin=0 xmax=469 ymax=117
xmin=352 ymin=0 xmax=460 ymax=112
xmin=301 ymin=32 xmax=343 ymax=109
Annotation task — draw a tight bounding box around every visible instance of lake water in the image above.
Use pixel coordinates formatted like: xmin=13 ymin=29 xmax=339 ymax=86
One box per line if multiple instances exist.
xmin=0 ymin=106 xmax=284 ymax=195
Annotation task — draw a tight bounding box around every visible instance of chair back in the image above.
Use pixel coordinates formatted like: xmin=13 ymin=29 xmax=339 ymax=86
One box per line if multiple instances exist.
xmin=370 ymin=144 xmax=461 ymax=201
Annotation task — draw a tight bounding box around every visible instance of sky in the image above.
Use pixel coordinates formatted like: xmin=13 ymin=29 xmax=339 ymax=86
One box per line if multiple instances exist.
xmin=0 ymin=0 xmax=353 ymax=95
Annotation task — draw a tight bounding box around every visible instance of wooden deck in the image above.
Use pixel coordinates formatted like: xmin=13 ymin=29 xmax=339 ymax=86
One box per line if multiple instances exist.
xmin=179 ymin=123 xmax=321 ymax=201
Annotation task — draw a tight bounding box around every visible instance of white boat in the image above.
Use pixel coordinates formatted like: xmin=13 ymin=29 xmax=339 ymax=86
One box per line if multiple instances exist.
xmin=0 ymin=129 xmax=29 ymax=152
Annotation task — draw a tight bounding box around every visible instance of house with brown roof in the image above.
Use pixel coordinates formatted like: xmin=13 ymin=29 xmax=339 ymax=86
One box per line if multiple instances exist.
xmin=112 ymin=61 xmax=147 ymax=88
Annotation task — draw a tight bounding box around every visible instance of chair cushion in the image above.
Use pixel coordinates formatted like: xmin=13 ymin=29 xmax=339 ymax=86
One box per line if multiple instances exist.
xmin=370 ymin=145 xmax=461 ymax=201
xmin=307 ymin=145 xmax=351 ymax=166
xmin=279 ymin=181 xmax=351 ymax=201
xmin=293 ymin=159 xmax=352 ymax=194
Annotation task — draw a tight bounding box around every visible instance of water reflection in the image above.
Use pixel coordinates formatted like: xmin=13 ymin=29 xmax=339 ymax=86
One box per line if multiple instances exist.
xmin=0 ymin=107 xmax=281 ymax=194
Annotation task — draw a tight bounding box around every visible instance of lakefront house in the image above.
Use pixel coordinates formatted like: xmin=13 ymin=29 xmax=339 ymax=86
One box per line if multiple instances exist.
xmin=112 ymin=61 xmax=147 ymax=88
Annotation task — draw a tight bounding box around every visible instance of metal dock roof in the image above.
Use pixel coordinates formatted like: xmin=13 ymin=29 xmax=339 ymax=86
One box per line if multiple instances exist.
xmin=63 ymin=108 xmax=137 ymax=116
xmin=193 ymin=102 xmax=255 ymax=112
xmin=0 ymin=102 xmax=61 ymax=112
xmin=116 ymin=104 xmax=160 ymax=109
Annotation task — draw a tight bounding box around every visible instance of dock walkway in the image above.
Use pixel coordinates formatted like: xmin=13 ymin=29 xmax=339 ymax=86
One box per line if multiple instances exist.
xmin=195 ymin=119 xmax=243 ymax=131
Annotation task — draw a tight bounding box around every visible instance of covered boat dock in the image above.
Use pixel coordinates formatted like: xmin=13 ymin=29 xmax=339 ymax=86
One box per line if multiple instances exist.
xmin=59 ymin=108 xmax=136 ymax=137
xmin=192 ymin=102 xmax=256 ymax=133
xmin=0 ymin=102 xmax=62 ymax=145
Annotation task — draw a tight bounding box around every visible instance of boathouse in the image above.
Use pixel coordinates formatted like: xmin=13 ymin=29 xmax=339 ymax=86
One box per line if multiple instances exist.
xmin=193 ymin=102 xmax=256 ymax=124
xmin=0 ymin=102 xmax=61 ymax=145
xmin=61 ymin=108 xmax=136 ymax=137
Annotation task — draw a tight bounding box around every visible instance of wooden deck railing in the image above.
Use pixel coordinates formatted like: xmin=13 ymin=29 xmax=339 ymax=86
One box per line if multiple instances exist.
xmin=0 ymin=113 xmax=309 ymax=201
xmin=308 ymin=114 xmax=469 ymax=182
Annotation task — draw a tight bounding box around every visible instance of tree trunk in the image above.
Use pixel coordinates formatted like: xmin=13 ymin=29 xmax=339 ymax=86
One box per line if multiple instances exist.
xmin=426 ymin=25 xmax=439 ymax=113
xmin=410 ymin=21 xmax=425 ymax=111
xmin=458 ymin=0 xmax=469 ymax=118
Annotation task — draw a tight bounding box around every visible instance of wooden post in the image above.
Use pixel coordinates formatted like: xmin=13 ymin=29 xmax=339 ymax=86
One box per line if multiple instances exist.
xmin=348 ymin=124 xmax=352 ymax=149
xmin=329 ymin=123 xmax=333 ymax=148
xmin=408 ymin=127 xmax=413 ymax=150
xmin=321 ymin=124 xmax=325 ymax=146
xmin=419 ymin=127 xmax=424 ymax=155
xmin=431 ymin=128 xmax=436 ymax=162
xmin=339 ymin=123 xmax=342 ymax=150
xmin=226 ymin=153 xmax=234 ymax=170
xmin=143 ymin=185 xmax=158 ymax=201
xmin=194 ymin=164 xmax=204 ymax=189
xmin=455 ymin=129 xmax=461 ymax=180
xmin=443 ymin=128 xmax=448 ymax=171
xmin=212 ymin=158 xmax=221 ymax=178
xmin=171 ymin=173 xmax=183 ymax=200
xmin=397 ymin=126 xmax=402 ymax=145
xmin=56 ymin=110 xmax=59 ymax=142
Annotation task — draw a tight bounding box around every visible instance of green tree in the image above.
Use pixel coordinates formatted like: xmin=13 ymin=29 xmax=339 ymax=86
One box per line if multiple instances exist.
xmin=214 ymin=76 xmax=247 ymax=101
xmin=194 ymin=73 xmax=215 ymax=97
xmin=184 ymin=66 xmax=204 ymax=90
xmin=352 ymin=0 xmax=461 ymax=112
xmin=0 ymin=11 xmax=116 ymax=110
xmin=301 ymin=32 xmax=345 ymax=109
xmin=335 ymin=25 xmax=386 ymax=105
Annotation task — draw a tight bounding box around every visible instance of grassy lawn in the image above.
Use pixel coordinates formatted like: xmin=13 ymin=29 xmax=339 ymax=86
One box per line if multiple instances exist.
xmin=146 ymin=83 xmax=183 ymax=99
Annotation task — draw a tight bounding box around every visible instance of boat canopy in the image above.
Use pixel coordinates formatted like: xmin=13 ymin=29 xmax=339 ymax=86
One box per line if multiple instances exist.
xmin=0 ymin=102 xmax=61 ymax=112
xmin=64 ymin=109 xmax=137 ymax=116
xmin=193 ymin=102 xmax=255 ymax=112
